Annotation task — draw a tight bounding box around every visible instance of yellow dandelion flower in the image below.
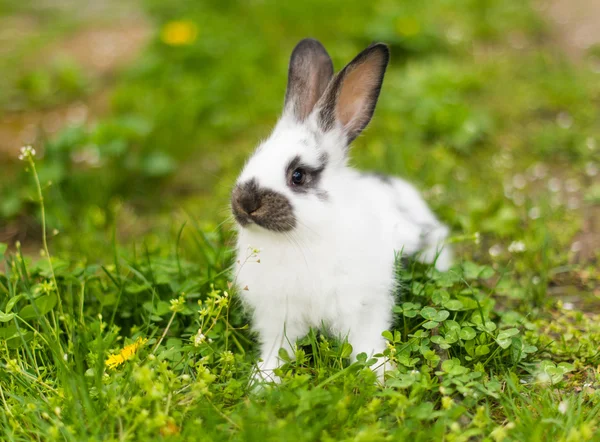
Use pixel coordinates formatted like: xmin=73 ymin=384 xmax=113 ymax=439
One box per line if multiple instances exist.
xmin=161 ymin=20 xmax=198 ymax=46
xmin=106 ymin=337 xmax=148 ymax=369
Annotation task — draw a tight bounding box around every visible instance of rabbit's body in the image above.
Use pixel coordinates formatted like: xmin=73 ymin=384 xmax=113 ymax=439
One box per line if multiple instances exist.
xmin=231 ymin=39 xmax=451 ymax=382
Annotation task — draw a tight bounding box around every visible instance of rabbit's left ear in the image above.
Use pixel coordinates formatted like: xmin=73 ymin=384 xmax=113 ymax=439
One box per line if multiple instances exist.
xmin=284 ymin=38 xmax=334 ymax=122
xmin=317 ymin=43 xmax=389 ymax=144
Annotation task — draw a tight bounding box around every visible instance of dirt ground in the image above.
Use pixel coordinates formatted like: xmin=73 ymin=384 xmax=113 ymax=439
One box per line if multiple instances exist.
xmin=0 ymin=11 xmax=150 ymax=158
xmin=544 ymin=0 xmax=600 ymax=59
xmin=542 ymin=0 xmax=600 ymax=264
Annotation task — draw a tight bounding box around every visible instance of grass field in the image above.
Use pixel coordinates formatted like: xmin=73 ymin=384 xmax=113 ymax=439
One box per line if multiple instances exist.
xmin=1 ymin=0 xmax=600 ymax=440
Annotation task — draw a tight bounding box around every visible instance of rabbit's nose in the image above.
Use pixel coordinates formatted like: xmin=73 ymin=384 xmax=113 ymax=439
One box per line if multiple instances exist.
xmin=231 ymin=181 xmax=262 ymax=224
xmin=238 ymin=191 xmax=261 ymax=215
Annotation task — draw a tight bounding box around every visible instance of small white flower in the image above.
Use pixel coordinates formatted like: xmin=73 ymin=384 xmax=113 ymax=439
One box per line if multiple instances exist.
xmin=548 ymin=178 xmax=561 ymax=193
xmin=508 ymin=241 xmax=526 ymax=253
xmin=532 ymin=276 xmax=541 ymax=285
xmin=511 ymin=193 xmax=525 ymax=206
xmin=556 ymin=112 xmax=573 ymax=129
xmin=536 ymin=372 xmax=551 ymax=384
xmin=528 ymin=207 xmax=541 ymax=220
xmin=489 ymin=244 xmax=502 ymax=257
xmin=429 ymin=184 xmax=444 ymax=197
xmin=194 ymin=330 xmax=206 ymax=347
xmin=565 ymin=179 xmax=580 ymax=193
xmin=571 ymin=241 xmax=582 ymax=253
xmin=585 ymin=162 xmax=598 ymax=177
xmin=474 ymin=232 xmax=481 ymax=245
xmin=586 ymin=137 xmax=596 ymax=151
xmin=563 ymin=302 xmax=575 ymax=311
xmin=512 ymin=174 xmax=527 ymax=190
xmin=531 ymin=163 xmax=548 ymax=180
xmin=567 ymin=197 xmax=580 ymax=210
xmin=558 ymin=400 xmax=569 ymax=415
xmin=18 ymin=145 xmax=36 ymax=161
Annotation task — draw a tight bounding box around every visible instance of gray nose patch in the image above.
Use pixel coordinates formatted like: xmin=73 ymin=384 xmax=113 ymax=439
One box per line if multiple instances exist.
xmin=231 ymin=179 xmax=296 ymax=232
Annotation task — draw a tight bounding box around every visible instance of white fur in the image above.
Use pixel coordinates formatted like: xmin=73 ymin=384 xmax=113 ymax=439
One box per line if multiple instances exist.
xmin=233 ymin=111 xmax=452 ymax=383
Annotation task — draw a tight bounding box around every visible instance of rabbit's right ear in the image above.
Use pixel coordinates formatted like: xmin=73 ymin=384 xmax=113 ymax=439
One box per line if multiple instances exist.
xmin=284 ymin=38 xmax=334 ymax=122
xmin=317 ymin=43 xmax=389 ymax=145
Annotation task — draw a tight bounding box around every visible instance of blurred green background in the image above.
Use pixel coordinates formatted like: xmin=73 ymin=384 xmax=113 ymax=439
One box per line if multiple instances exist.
xmin=1 ymin=1 xmax=600 ymax=440
xmin=0 ymin=0 xmax=598 ymax=298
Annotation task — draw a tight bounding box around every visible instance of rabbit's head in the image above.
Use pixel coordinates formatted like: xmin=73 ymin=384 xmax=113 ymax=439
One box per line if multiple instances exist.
xmin=232 ymin=38 xmax=389 ymax=233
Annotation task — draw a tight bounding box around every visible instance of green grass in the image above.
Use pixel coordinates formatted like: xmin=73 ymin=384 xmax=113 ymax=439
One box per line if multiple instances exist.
xmin=1 ymin=0 xmax=600 ymax=440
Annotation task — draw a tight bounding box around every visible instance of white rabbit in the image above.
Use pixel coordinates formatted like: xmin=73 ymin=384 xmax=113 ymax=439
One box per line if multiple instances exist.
xmin=231 ymin=38 xmax=452 ymax=383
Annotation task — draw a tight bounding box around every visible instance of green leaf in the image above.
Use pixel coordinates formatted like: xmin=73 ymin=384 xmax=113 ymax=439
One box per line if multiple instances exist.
xmin=278 ymin=348 xmax=291 ymax=362
xmin=7 ymin=331 xmax=33 ymax=349
xmin=497 ymin=328 xmax=520 ymax=341
xmin=459 ymin=327 xmax=477 ymax=340
xmin=340 ymin=342 xmax=353 ymax=359
xmin=444 ymin=300 xmax=463 ymax=311
xmin=434 ymin=310 xmax=450 ymax=322
xmin=420 ymin=307 xmax=438 ymax=320
xmin=557 ymin=362 xmax=575 ymax=373
xmin=0 ymin=243 xmax=7 ymax=255
xmin=382 ymin=330 xmax=394 ymax=341
xmin=423 ymin=350 xmax=440 ymax=362
xmin=0 ymin=312 xmax=15 ymax=322
xmin=155 ymin=301 xmax=172 ymax=316
xmin=475 ymin=345 xmax=490 ymax=356
xmin=496 ymin=338 xmax=512 ymax=349
xmin=6 ymin=295 xmax=23 ymax=313
xmin=444 ymin=320 xmax=461 ymax=331
xmin=431 ymin=289 xmax=450 ymax=305
xmin=462 ymin=262 xmax=495 ymax=280
xmin=19 ymin=294 xmax=58 ymax=320
xmin=444 ymin=330 xmax=458 ymax=344
xmin=0 ymin=325 xmax=18 ymax=339
xmin=430 ymin=335 xmax=446 ymax=345
xmin=388 ymin=372 xmax=418 ymax=389
xmin=422 ymin=320 xmax=440 ymax=329
xmin=403 ymin=302 xmax=420 ymax=310
xmin=126 ymin=283 xmax=152 ymax=294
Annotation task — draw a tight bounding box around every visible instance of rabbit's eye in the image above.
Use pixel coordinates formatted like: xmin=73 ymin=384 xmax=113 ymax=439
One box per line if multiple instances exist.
xmin=291 ymin=168 xmax=306 ymax=186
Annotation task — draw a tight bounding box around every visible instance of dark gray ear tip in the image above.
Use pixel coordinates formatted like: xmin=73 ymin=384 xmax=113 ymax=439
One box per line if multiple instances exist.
xmin=293 ymin=38 xmax=328 ymax=55
xmin=366 ymin=42 xmax=390 ymax=65
xmin=289 ymin=38 xmax=334 ymax=77
xmin=290 ymin=38 xmax=333 ymax=71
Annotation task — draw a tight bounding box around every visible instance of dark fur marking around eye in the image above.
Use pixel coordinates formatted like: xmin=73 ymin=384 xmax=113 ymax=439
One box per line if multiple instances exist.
xmin=285 ymin=153 xmax=329 ymax=198
xmin=231 ymin=178 xmax=296 ymax=232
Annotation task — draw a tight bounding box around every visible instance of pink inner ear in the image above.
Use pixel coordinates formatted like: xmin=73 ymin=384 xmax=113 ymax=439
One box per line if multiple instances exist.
xmin=336 ymin=55 xmax=384 ymax=130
